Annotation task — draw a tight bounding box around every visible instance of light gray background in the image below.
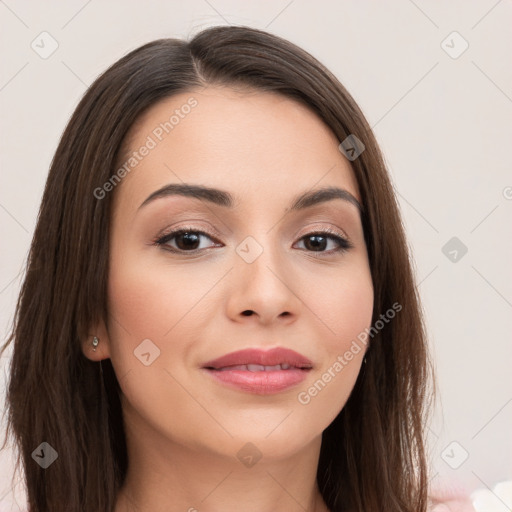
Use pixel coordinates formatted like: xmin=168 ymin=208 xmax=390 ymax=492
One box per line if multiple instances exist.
xmin=1 ymin=1 xmax=511 ymax=510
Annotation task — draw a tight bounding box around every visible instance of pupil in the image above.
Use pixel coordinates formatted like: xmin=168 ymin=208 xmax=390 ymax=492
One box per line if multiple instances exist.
xmin=306 ymin=235 xmax=326 ymax=251
xmin=178 ymin=232 xmax=199 ymax=250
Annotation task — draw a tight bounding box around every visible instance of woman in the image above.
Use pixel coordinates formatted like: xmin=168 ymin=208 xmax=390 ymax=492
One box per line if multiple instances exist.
xmin=1 ymin=24 xmax=463 ymax=511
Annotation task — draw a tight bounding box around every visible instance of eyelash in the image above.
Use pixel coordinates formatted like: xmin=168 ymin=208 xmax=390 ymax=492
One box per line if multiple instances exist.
xmin=152 ymin=226 xmax=354 ymax=256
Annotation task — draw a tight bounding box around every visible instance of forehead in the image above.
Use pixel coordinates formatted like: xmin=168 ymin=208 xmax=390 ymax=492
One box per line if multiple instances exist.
xmin=114 ymin=85 xmax=361 ymax=212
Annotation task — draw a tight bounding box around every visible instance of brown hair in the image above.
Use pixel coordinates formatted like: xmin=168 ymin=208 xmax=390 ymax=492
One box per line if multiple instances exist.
xmin=1 ymin=25 xmax=434 ymax=512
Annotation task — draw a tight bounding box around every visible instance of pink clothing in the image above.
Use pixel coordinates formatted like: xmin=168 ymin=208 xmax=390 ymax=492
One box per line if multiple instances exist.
xmin=429 ymin=479 xmax=477 ymax=511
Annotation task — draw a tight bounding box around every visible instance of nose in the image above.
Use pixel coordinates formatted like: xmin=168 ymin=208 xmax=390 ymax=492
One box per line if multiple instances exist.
xmin=225 ymin=236 xmax=302 ymax=325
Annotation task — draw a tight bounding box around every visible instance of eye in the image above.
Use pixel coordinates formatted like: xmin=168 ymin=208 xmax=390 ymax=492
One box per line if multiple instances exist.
xmin=152 ymin=226 xmax=353 ymax=255
xmin=153 ymin=228 xmax=221 ymax=253
xmin=294 ymin=228 xmax=353 ymax=254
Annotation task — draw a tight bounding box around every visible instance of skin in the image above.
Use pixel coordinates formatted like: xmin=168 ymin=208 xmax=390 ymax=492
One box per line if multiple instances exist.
xmin=83 ymin=85 xmax=374 ymax=512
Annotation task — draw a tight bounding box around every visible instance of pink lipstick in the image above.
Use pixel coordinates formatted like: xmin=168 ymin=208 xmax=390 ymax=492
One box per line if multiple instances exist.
xmin=202 ymin=347 xmax=313 ymax=395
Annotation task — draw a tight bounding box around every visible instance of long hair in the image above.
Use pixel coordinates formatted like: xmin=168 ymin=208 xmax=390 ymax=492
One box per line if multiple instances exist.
xmin=1 ymin=25 xmax=434 ymax=512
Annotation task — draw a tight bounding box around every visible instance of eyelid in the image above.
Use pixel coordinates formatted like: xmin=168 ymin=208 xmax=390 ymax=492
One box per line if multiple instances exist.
xmin=293 ymin=223 xmax=351 ymax=244
xmin=153 ymin=222 xmax=221 ymax=242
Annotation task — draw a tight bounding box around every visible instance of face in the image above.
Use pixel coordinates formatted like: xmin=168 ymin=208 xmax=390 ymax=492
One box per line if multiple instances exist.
xmin=89 ymin=85 xmax=374 ymax=463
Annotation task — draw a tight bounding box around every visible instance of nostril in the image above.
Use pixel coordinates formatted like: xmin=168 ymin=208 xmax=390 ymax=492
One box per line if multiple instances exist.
xmin=242 ymin=310 xmax=254 ymax=316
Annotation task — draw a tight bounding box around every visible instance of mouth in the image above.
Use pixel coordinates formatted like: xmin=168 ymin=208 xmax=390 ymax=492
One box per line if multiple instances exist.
xmin=206 ymin=363 xmax=310 ymax=371
xmin=202 ymin=347 xmax=313 ymax=370
xmin=201 ymin=347 xmax=313 ymax=395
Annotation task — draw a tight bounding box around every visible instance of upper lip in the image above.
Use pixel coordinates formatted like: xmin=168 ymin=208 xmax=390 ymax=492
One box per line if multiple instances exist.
xmin=202 ymin=347 xmax=313 ymax=370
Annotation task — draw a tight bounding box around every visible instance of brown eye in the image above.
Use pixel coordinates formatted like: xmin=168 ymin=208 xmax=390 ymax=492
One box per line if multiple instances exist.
xmin=155 ymin=229 xmax=220 ymax=253
xmin=173 ymin=232 xmax=201 ymax=251
xmin=302 ymin=234 xmax=329 ymax=251
xmin=295 ymin=230 xmax=353 ymax=254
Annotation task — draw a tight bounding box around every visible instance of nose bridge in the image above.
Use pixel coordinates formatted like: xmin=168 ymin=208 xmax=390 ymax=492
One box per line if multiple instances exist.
xmin=236 ymin=230 xmax=284 ymax=292
xmin=227 ymin=228 xmax=299 ymax=321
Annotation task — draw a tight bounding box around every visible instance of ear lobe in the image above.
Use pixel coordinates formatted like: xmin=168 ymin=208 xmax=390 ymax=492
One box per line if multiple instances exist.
xmin=82 ymin=319 xmax=112 ymax=361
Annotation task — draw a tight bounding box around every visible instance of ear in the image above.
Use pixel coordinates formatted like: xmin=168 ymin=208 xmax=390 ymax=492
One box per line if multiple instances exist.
xmin=81 ymin=317 xmax=112 ymax=362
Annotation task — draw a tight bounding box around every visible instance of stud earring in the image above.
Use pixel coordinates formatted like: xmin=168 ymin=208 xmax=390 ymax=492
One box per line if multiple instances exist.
xmin=92 ymin=336 xmax=99 ymax=352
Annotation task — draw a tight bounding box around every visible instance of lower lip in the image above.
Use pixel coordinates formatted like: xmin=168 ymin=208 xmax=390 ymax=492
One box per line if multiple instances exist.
xmin=202 ymin=368 xmax=310 ymax=395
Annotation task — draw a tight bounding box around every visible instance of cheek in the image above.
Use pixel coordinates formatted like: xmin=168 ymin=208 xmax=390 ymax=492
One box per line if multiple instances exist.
xmin=105 ymin=251 xmax=177 ymax=377
xmin=107 ymin=251 xmax=216 ymax=341
xmin=107 ymin=264 xmax=173 ymax=345
xmin=294 ymin=262 xmax=373 ymax=419
xmin=313 ymin=262 xmax=374 ymax=348
xmin=105 ymin=254 xmax=222 ymax=441
xmin=105 ymin=248 xmax=228 ymax=381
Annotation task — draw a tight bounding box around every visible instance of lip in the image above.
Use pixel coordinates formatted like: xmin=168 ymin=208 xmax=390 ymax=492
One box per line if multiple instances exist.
xmin=202 ymin=347 xmax=313 ymax=370
xmin=201 ymin=347 xmax=313 ymax=395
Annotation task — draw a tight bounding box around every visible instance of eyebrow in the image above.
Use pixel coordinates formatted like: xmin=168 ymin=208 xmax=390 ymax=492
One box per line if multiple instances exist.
xmin=138 ymin=183 xmax=363 ymax=213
